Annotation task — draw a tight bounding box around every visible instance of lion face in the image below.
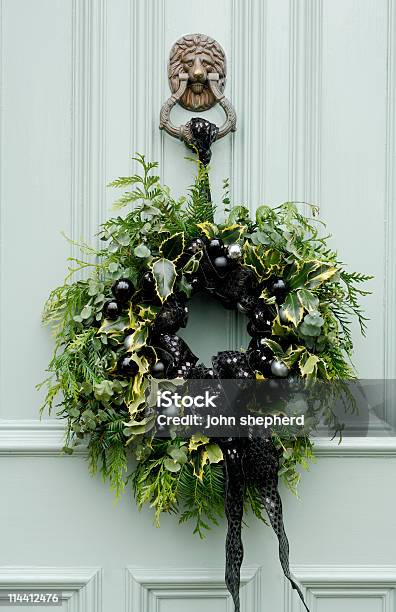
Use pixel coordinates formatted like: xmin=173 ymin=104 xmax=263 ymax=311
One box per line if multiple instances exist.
xmin=168 ymin=34 xmax=227 ymax=112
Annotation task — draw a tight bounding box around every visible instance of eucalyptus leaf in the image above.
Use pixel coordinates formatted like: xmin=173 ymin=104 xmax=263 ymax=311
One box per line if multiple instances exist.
xmin=227 ymin=206 xmax=250 ymax=224
xmin=116 ymin=232 xmax=130 ymax=247
xmin=164 ymin=457 xmax=182 ymax=472
xmin=134 ymin=244 xmax=151 ymax=258
xmin=108 ymin=262 xmax=119 ymax=273
xmin=206 ymin=443 xmax=223 ymax=464
xmin=80 ymin=305 xmax=92 ymax=320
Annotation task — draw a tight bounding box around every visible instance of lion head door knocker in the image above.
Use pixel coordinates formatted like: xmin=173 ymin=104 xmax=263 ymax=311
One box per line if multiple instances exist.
xmin=160 ymin=33 xmax=237 ymax=165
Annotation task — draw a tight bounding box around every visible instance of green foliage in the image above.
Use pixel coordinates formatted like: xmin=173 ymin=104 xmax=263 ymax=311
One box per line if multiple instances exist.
xmin=39 ymin=153 xmax=372 ymax=535
xmin=178 ymin=462 xmax=225 ymax=537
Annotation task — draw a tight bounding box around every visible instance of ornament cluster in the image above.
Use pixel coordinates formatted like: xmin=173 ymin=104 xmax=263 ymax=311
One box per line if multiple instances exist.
xmin=104 ymin=236 xmax=291 ymax=382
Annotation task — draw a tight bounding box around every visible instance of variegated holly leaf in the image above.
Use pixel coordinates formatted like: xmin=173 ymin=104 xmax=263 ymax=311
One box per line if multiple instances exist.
xmin=196 ymin=221 xmax=218 ymax=239
xmin=299 ymin=352 xmax=320 ymax=378
xmin=220 ymin=223 xmax=246 ymax=244
xmin=125 ymin=326 xmax=148 ymax=352
xmin=243 ymin=242 xmax=266 ymax=277
xmin=307 ymin=264 xmax=338 ymax=289
xmin=262 ymin=338 xmax=285 ymax=359
xmin=282 ymin=292 xmax=304 ymax=326
xmin=297 ymin=288 xmax=319 ymax=312
xmin=160 ymin=232 xmax=185 ymax=262
xmin=151 ymin=258 xmax=177 ymax=302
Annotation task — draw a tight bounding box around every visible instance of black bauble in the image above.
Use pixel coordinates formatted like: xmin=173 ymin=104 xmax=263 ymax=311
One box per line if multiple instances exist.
xmin=150 ymin=361 xmax=166 ymax=378
xmin=117 ymin=355 xmax=139 ymax=378
xmin=269 ymin=277 xmax=288 ymax=304
xmin=207 ymin=237 xmax=224 ymax=258
xmin=140 ymin=271 xmax=161 ymax=304
xmin=103 ymin=300 xmax=120 ymax=320
xmin=111 ymin=278 xmax=133 ymax=303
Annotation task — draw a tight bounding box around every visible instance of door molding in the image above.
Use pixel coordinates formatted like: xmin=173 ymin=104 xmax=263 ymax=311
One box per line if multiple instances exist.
xmin=1 ymin=419 xmax=396 ymax=457
xmin=286 ymin=565 xmax=396 ymax=612
xmin=0 ymin=566 xmax=102 ymax=612
xmin=125 ymin=566 xmax=260 ymax=612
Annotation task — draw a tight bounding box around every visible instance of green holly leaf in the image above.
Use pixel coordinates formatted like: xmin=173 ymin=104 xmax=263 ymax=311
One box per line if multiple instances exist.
xmin=151 ymin=258 xmax=177 ymax=302
xmin=282 ymin=292 xmax=304 ymax=326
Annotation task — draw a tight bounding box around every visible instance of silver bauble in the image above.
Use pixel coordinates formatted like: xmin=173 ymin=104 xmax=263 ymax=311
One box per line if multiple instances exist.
xmin=124 ymin=333 xmax=134 ymax=351
xmin=227 ymin=243 xmax=242 ymax=260
xmin=163 ymin=403 xmax=179 ymax=417
xmin=279 ymin=306 xmax=289 ymax=324
xmin=271 ymin=359 xmax=289 ymax=378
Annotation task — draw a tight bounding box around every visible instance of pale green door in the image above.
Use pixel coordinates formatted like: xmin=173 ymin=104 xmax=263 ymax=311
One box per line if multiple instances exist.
xmin=1 ymin=1 xmax=396 ymax=611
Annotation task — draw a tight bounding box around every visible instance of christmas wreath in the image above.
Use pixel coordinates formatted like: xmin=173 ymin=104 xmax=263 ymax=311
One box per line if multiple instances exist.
xmin=39 ymin=154 xmax=370 ymax=611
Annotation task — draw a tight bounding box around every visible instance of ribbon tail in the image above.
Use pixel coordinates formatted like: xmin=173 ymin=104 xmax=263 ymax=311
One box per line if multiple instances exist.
xmin=261 ymin=484 xmax=309 ymax=611
xmin=222 ymin=442 xmax=245 ymax=612
xmin=246 ymin=438 xmax=310 ymax=612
